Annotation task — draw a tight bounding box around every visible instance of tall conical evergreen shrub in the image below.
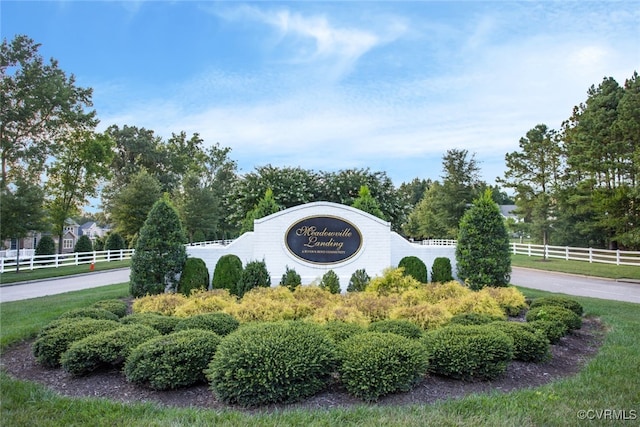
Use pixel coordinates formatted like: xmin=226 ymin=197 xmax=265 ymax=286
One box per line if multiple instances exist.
xmin=456 ymin=189 xmax=511 ymax=290
xmin=130 ymin=196 xmax=187 ymax=297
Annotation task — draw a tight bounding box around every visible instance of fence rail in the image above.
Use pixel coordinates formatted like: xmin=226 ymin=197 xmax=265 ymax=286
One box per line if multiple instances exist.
xmin=0 ymin=249 xmax=134 ymax=274
xmin=511 ymin=243 xmax=640 ymax=267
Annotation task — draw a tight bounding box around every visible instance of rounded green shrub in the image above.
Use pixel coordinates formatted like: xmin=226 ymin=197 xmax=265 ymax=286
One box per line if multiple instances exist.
xmin=212 ymin=254 xmax=243 ymax=296
xmin=236 ymin=259 xmax=271 ymax=298
xmin=347 ymin=269 xmax=370 ymax=292
xmin=526 ymin=305 xmax=582 ymax=330
xmin=398 ymin=256 xmax=428 ymax=283
xmin=35 ymin=235 xmax=56 ymax=262
xmin=61 ymin=324 xmax=159 ymax=376
xmin=119 ymin=312 xmax=180 ymax=335
xmin=178 ymin=257 xmax=210 ymax=296
xmin=174 ymin=312 xmax=240 ymax=336
xmin=92 ymin=299 xmax=128 ymax=318
xmin=430 ymin=257 xmax=454 ymax=283
xmin=319 ymin=270 xmax=341 ymax=294
xmin=421 ymin=324 xmax=514 ymax=381
xmin=322 ymin=321 xmax=366 ymax=344
xmin=279 ymin=266 xmax=301 ymax=291
xmin=368 ymin=319 xmax=423 ymax=339
xmin=58 ymin=307 xmax=120 ymax=322
xmin=206 ymin=321 xmax=337 ymax=406
xmin=489 ymin=321 xmax=551 ymax=363
xmin=32 ymin=318 xmax=120 ymax=368
xmin=124 ymin=329 xmax=222 ymax=390
xmin=74 ymin=235 xmax=93 ymax=253
xmin=338 ymin=332 xmax=429 ymax=402
xmin=528 ymin=320 xmax=569 ymax=344
xmin=104 ymin=232 xmax=125 ymax=251
xmin=529 ymin=296 xmax=584 ymax=317
xmin=449 ymin=312 xmax=505 ymax=326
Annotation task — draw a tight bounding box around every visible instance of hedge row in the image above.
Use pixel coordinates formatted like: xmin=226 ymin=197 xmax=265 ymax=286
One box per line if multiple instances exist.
xmin=32 ymin=294 xmax=583 ymax=406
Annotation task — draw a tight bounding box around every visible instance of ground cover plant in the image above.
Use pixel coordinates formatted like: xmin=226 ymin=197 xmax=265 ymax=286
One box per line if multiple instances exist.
xmin=1 ymin=280 xmax=637 ymax=426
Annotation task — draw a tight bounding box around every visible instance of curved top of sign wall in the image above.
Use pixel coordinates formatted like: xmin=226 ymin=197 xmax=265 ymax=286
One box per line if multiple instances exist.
xmin=253 ymin=201 xmax=390 ymax=227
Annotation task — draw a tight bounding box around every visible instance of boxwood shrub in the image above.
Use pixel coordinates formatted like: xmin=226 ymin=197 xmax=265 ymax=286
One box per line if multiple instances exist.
xmin=178 ymin=257 xmax=210 ymax=296
xmin=174 ymin=312 xmax=240 ymax=336
xmin=398 ymin=256 xmax=428 ymax=283
xmin=206 ymin=321 xmax=338 ymax=406
xmin=322 ymin=321 xmax=366 ymax=344
xmin=525 ymin=305 xmax=582 ymax=330
xmin=212 ymin=254 xmax=243 ymax=296
xmin=61 ymin=324 xmax=159 ymax=376
xmin=421 ymin=324 xmax=514 ymax=381
xmin=489 ymin=321 xmax=551 ymax=363
xmin=119 ymin=312 xmax=181 ymax=335
xmin=449 ymin=312 xmax=505 ymax=326
xmin=58 ymin=307 xmax=120 ymax=322
xmin=339 ymin=332 xmax=428 ymax=402
xmin=32 ymin=318 xmax=121 ymax=368
xmin=91 ymin=299 xmax=128 ymax=318
xmin=368 ymin=319 xmax=423 ymax=339
xmin=124 ymin=329 xmax=222 ymax=390
xmin=529 ymin=296 xmax=584 ymax=317
xmin=528 ymin=319 xmax=569 ymax=344
xmin=430 ymin=257 xmax=454 ymax=283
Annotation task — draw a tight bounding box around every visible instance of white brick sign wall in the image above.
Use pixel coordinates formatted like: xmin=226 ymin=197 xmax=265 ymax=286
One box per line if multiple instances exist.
xmin=187 ymin=201 xmax=456 ymax=292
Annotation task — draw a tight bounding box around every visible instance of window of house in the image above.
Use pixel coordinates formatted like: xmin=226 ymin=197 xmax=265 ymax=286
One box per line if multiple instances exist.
xmin=63 ymin=239 xmax=73 ymax=250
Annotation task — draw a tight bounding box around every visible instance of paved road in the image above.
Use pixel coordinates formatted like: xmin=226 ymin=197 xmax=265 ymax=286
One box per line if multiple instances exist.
xmin=0 ymin=267 xmax=638 ymax=304
xmin=510 ymin=267 xmax=640 ymax=304
xmin=0 ymin=269 xmax=131 ymax=303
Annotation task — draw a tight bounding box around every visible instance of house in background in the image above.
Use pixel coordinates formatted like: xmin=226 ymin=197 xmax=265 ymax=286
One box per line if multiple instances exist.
xmin=80 ymin=221 xmax=111 ymax=246
xmin=2 ymin=219 xmax=112 ymax=256
xmin=499 ymin=205 xmax=520 ymax=222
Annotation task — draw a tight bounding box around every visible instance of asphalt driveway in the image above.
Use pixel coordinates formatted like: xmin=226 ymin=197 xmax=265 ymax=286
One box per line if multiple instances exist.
xmin=1 ymin=267 xmax=638 ymax=304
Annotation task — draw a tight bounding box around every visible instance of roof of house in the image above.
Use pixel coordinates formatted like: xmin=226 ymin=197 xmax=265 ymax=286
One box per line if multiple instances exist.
xmin=499 ymin=205 xmax=518 ymax=218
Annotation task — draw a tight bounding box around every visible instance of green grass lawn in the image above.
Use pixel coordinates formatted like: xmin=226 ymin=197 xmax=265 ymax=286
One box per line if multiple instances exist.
xmin=0 ymin=260 xmax=131 ymax=285
xmin=1 ymin=283 xmax=638 ymax=426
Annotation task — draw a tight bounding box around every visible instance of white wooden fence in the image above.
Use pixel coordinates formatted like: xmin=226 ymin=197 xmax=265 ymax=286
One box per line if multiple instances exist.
xmin=511 ymin=243 xmax=640 ymax=267
xmin=0 ymin=249 xmax=134 ymax=274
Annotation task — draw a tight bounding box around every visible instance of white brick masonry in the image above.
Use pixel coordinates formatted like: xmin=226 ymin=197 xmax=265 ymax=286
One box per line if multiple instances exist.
xmin=186 ymin=201 xmax=456 ymax=292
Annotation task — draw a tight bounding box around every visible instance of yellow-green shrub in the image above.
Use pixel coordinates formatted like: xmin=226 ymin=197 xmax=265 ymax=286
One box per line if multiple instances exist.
xmin=291 ymin=286 xmax=339 ymax=319
xmin=310 ymin=303 xmax=370 ymax=326
xmin=342 ymin=291 xmax=398 ymax=322
xmin=423 ymin=281 xmax=471 ymax=303
xmin=226 ymin=286 xmax=296 ymax=322
xmin=173 ymin=289 xmax=237 ymax=317
xmin=366 ymin=267 xmax=421 ymax=296
xmin=397 ymin=287 xmax=433 ymax=307
xmin=389 ymin=302 xmax=453 ymax=330
xmin=132 ymin=293 xmax=187 ymax=316
xmin=443 ymin=291 xmax=506 ymax=319
xmin=479 ymin=286 xmax=527 ymax=316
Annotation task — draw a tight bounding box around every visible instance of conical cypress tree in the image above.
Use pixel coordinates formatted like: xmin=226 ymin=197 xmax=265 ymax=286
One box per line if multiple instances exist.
xmin=456 ymin=189 xmax=511 ymax=290
xmin=130 ymin=195 xmax=187 ymax=297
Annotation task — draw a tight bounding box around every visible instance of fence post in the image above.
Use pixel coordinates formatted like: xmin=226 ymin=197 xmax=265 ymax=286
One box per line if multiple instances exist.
xmin=565 ymin=247 xmax=569 ymax=261
xmin=0 ymin=257 xmax=4 ymax=273
xmin=589 ymin=248 xmax=593 ymax=263
xmin=75 ymin=252 xmax=79 ymax=265
xmin=55 ymin=253 xmax=60 ymax=268
xmin=617 ymin=249 xmax=620 ymax=266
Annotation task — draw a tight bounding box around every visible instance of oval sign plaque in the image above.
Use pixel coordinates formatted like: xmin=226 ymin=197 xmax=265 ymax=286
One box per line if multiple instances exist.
xmin=285 ymin=216 xmax=363 ymax=265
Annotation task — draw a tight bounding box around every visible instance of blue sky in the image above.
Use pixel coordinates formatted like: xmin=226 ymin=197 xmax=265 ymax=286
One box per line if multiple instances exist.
xmin=3 ymin=1 xmax=639 ymax=189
